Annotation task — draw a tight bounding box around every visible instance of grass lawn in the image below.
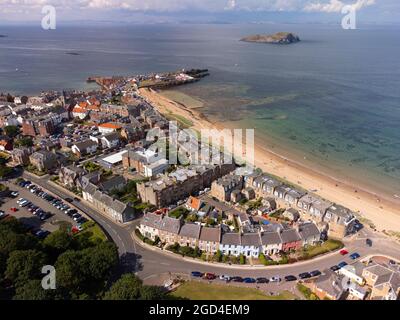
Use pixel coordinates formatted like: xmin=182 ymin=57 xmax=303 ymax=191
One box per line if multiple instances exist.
xmin=75 ymin=221 xmax=108 ymax=244
xmin=300 ymin=239 xmax=344 ymax=259
xmin=170 ymin=281 xmax=298 ymax=300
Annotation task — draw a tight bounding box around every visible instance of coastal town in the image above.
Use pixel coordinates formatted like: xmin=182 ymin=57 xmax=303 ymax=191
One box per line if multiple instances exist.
xmin=0 ymin=68 xmax=399 ymax=301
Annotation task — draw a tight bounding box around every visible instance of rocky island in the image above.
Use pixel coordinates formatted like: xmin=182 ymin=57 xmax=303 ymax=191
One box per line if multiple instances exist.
xmin=241 ymin=32 xmax=300 ymax=44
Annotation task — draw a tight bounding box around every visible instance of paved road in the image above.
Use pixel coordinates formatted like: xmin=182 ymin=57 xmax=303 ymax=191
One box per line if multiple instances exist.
xmin=23 ymin=173 xmax=400 ymax=287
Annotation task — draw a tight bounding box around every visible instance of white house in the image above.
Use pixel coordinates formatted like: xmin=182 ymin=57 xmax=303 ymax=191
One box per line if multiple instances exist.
xmin=71 ymin=140 xmax=98 ymax=157
xmin=260 ymin=231 xmax=282 ymax=256
xmin=220 ymin=233 xmax=241 ymax=257
xmin=101 ymin=132 xmax=121 ymax=149
xmin=240 ymin=233 xmax=261 ymax=258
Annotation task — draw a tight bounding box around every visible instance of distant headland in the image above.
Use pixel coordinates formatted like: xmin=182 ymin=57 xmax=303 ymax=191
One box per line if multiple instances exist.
xmin=241 ymin=32 xmax=300 ymax=44
xmin=0 ymin=35 xmax=7 ymax=38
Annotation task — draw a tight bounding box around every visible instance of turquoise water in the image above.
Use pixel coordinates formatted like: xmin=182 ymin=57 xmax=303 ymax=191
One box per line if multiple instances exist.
xmin=0 ymin=24 xmax=399 ymax=196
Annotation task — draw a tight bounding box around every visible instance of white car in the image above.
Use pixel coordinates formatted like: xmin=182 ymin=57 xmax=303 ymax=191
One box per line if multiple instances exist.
xmin=269 ymin=276 xmax=281 ymax=283
xmin=219 ymin=275 xmax=230 ymax=281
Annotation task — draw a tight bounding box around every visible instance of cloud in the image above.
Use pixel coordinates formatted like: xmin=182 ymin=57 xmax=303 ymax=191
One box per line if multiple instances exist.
xmin=304 ymin=0 xmax=376 ymax=13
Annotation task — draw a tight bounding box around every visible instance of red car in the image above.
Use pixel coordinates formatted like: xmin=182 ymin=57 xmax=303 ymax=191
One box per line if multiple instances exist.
xmin=203 ymin=273 xmax=217 ymax=280
xmin=10 ymin=207 xmax=18 ymax=212
xmin=339 ymin=249 xmax=349 ymax=255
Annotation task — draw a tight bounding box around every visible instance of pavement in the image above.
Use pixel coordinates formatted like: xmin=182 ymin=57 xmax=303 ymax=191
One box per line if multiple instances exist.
xmin=20 ymin=172 xmax=400 ymax=291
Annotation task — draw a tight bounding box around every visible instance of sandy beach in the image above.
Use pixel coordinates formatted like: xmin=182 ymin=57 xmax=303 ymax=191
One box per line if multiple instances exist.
xmin=139 ymin=87 xmax=400 ymax=234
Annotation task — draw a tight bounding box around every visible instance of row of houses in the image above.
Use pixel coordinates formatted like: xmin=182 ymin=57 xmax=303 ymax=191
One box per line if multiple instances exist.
xmin=139 ymin=212 xmax=321 ymax=258
xmin=212 ymin=171 xmax=356 ymax=239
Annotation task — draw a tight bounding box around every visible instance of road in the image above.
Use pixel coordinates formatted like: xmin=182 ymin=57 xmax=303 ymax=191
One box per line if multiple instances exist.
xmin=23 ymin=173 xmax=400 ymax=288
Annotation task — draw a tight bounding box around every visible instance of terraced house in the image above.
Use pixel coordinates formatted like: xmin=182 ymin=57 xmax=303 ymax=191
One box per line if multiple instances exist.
xmin=139 ymin=212 xmax=321 ymax=258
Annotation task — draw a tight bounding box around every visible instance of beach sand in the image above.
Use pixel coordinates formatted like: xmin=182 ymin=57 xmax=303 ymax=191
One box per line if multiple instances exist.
xmin=139 ymin=87 xmax=400 ymax=234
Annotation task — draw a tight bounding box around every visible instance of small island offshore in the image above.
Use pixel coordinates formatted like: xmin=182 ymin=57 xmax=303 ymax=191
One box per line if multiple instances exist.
xmin=241 ymin=32 xmax=300 ymax=44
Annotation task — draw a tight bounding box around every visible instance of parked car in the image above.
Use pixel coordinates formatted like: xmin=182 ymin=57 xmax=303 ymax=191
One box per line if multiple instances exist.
xmin=269 ymin=276 xmax=281 ymax=283
xmin=191 ymin=271 xmax=203 ymax=278
xmin=39 ymin=212 xmax=52 ymax=221
xmin=231 ymin=276 xmax=244 ymax=282
xmin=310 ymin=270 xmax=322 ymax=277
xmin=330 ymin=265 xmax=340 ymax=272
xmin=338 ymin=261 xmax=348 ymax=269
xmin=10 ymin=191 xmax=19 ymax=198
xmin=285 ymin=275 xmax=297 ymax=282
xmin=34 ymin=230 xmax=50 ymax=239
xmin=10 ymin=207 xmax=18 ymax=212
xmin=0 ymin=211 xmax=9 ymax=220
xmin=339 ymin=249 xmax=349 ymax=255
xmin=76 ymin=217 xmax=87 ymax=224
xmin=243 ymin=278 xmax=256 ymax=284
xmin=219 ymin=275 xmax=230 ymax=282
xmin=299 ymin=272 xmax=311 ymax=279
xmin=256 ymin=277 xmax=268 ymax=284
xmin=366 ymin=239 xmax=373 ymax=247
xmin=203 ymin=273 xmax=217 ymax=280
xmin=65 ymin=198 xmax=74 ymax=203
xmin=350 ymin=253 xmax=361 ymax=260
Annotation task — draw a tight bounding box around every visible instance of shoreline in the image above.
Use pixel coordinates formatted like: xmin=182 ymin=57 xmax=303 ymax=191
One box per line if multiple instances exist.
xmin=139 ymin=87 xmax=400 ymax=234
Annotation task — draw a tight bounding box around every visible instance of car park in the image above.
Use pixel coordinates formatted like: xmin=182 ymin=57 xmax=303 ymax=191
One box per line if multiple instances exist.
xmin=310 ymin=270 xmax=322 ymax=277
xmin=299 ymin=272 xmax=311 ymax=279
xmin=350 ymin=253 xmax=360 ymax=260
xmin=285 ymin=275 xmax=297 ymax=282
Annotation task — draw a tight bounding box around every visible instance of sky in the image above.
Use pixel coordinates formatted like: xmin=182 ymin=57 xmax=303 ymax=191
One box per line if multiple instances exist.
xmin=0 ymin=0 xmax=398 ymax=25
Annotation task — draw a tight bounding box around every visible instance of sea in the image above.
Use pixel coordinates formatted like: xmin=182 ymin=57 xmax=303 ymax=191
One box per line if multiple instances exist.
xmin=0 ymin=23 xmax=399 ymax=198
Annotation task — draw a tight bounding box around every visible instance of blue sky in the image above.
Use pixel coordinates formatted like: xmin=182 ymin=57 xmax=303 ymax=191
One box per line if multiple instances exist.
xmin=0 ymin=0 xmax=398 ymax=24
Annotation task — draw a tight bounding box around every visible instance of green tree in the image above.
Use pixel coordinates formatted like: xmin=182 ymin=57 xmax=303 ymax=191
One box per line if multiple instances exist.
xmin=82 ymin=242 xmax=118 ymax=281
xmin=4 ymin=125 xmax=19 ymax=138
xmin=55 ymin=250 xmax=85 ymax=293
xmin=13 ymin=280 xmax=54 ymax=300
xmin=0 ymin=229 xmax=38 ymax=256
xmin=239 ymin=254 xmax=246 ymax=265
xmin=0 ymin=166 xmax=13 ymax=178
xmin=43 ymin=229 xmax=73 ymax=258
xmin=104 ymin=273 xmax=143 ymax=300
xmin=140 ymin=285 xmax=166 ymax=300
xmin=5 ymin=250 xmax=47 ymax=286
xmin=14 ymin=136 xmax=33 ymax=148
xmin=213 ymin=250 xmax=223 ymax=262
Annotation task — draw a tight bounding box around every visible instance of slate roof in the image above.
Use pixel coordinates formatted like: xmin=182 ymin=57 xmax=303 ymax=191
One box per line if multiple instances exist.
xmin=280 ymin=228 xmax=301 ymax=243
xmin=178 ymin=223 xmax=201 ymax=239
xmin=241 ymin=233 xmax=261 ymax=247
xmin=298 ymin=222 xmax=320 ymax=240
xmin=199 ymin=226 xmax=221 ymax=242
xmin=260 ymin=231 xmax=282 ymax=246
xmin=221 ymin=232 xmax=241 ymax=246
